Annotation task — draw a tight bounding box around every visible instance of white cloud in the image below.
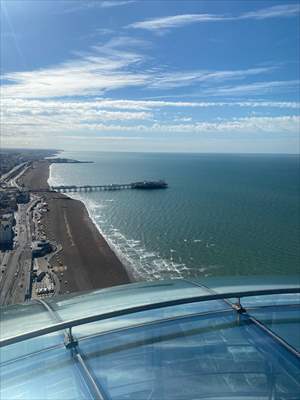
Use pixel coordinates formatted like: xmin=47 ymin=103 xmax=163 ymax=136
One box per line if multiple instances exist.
xmin=205 ymin=80 xmax=300 ymax=96
xmin=128 ymin=13 xmax=227 ymax=31
xmin=2 ymin=98 xmax=298 ymax=121
xmin=2 ymin=41 xmax=148 ymax=99
xmin=240 ymin=4 xmax=300 ymax=20
xmin=61 ymin=0 xmax=135 ymax=13
xmin=2 ymin=57 xmax=279 ymax=99
xmin=228 ymin=101 xmax=299 ymax=109
xmin=2 ymin=104 xmax=299 ymax=137
xmin=1 ymin=31 xmax=298 ymax=147
xmin=2 ymin=97 xmax=299 ymax=136
xmin=100 ymin=1 xmax=136 ymax=8
xmin=149 ymin=116 xmax=300 ymax=134
xmin=2 ymin=30 xmax=283 ymax=99
xmin=149 ymin=67 xmax=274 ymax=89
xmin=1 ymin=105 xmax=151 ymax=128
xmin=128 ymin=4 xmax=300 ymax=32
xmin=174 ymin=117 xmax=193 ymax=122
xmin=56 ymin=135 xmax=143 ymax=141
xmin=1 ymin=28 xmax=290 ymax=103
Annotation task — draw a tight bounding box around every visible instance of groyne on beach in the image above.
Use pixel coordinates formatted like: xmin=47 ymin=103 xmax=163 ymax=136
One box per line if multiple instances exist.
xmin=20 ymin=160 xmax=131 ymax=295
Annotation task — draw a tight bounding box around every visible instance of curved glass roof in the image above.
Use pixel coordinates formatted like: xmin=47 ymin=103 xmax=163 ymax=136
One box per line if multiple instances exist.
xmin=1 ymin=276 xmax=299 ymax=399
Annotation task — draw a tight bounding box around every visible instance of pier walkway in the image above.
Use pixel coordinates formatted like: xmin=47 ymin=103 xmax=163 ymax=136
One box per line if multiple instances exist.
xmin=51 ymin=180 xmax=168 ymax=193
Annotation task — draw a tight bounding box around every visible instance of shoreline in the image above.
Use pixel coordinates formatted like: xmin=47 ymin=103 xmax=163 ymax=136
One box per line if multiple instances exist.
xmin=21 ymin=160 xmax=131 ymax=295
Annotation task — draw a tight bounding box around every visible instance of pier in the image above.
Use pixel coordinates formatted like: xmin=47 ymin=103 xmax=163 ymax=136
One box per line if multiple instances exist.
xmin=51 ymin=180 xmax=168 ymax=193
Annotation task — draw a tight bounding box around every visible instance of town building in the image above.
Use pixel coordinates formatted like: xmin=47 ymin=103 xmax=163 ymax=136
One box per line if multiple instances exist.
xmin=32 ymin=240 xmax=52 ymax=258
xmin=16 ymin=190 xmax=30 ymax=204
xmin=0 ymin=213 xmax=14 ymax=248
xmin=0 ymin=190 xmax=17 ymax=212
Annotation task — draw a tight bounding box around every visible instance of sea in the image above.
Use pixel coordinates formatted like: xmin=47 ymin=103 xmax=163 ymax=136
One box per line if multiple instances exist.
xmin=48 ymin=152 xmax=300 ymax=281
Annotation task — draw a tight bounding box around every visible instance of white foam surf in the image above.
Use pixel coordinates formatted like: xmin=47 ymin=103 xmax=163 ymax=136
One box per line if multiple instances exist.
xmin=48 ymin=167 xmax=219 ymax=280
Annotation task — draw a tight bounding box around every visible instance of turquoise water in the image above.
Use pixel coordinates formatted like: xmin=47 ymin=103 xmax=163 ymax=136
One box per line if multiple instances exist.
xmin=49 ymin=152 xmax=300 ymax=280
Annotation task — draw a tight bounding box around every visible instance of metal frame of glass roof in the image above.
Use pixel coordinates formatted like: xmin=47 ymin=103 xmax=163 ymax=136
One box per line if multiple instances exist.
xmin=1 ymin=279 xmax=300 ymax=400
xmin=1 ymin=286 xmax=299 ymax=351
xmin=36 ymin=286 xmax=300 ymax=400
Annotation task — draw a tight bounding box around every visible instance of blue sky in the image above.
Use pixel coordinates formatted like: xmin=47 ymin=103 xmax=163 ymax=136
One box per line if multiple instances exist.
xmin=1 ymin=0 xmax=299 ymax=153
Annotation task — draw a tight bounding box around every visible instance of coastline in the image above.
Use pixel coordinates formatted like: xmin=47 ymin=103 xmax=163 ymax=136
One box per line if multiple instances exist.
xmin=21 ymin=160 xmax=131 ymax=295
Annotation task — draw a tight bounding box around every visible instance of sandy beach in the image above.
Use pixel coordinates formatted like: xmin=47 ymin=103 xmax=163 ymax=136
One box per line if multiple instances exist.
xmin=20 ymin=160 xmax=131 ymax=294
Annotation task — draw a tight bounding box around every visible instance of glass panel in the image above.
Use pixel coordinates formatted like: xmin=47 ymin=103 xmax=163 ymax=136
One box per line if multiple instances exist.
xmin=49 ymin=279 xmax=212 ymax=322
xmin=0 ymin=302 xmax=54 ymax=341
xmin=72 ymin=299 xmax=228 ymax=339
xmin=0 ymin=280 xmax=224 ymax=344
xmin=1 ymin=277 xmax=298 ymax=347
xmin=0 ymin=346 xmax=92 ymax=400
xmin=195 ymin=275 xmax=300 ymax=295
xmin=248 ymin=307 xmax=300 ymax=352
xmin=78 ymin=311 xmax=300 ymax=400
xmin=240 ymin=293 xmax=300 ymax=307
xmin=0 ymin=333 xmax=63 ymax=364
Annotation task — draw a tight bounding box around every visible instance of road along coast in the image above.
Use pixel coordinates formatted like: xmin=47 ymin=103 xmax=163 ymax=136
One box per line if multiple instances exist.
xmin=20 ymin=160 xmax=131 ymax=295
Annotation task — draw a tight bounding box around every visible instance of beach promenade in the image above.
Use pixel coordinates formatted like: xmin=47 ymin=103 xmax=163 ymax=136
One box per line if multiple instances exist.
xmin=20 ymin=161 xmax=131 ymax=295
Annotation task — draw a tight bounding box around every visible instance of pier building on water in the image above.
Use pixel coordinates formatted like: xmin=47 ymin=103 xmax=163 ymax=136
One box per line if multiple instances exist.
xmin=50 ymin=180 xmax=168 ymax=193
